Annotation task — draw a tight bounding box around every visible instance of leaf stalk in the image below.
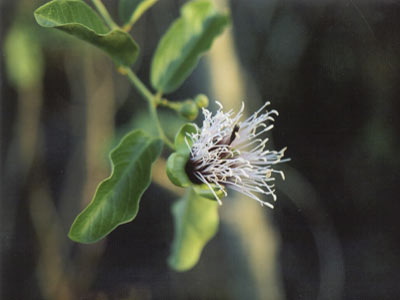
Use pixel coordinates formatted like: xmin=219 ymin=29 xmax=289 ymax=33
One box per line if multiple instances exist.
xmin=91 ymin=0 xmax=119 ymax=30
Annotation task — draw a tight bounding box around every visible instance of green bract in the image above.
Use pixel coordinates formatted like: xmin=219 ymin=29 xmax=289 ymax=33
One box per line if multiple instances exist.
xmin=166 ymin=152 xmax=191 ymax=187
xmin=151 ymin=0 xmax=230 ymax=93
xmin=174 ymin=123 xmax=197 ymax=155
xmin=69 ymin=130 xmax=162 ymax=243
xmin=166 ymin=123 xmax=225 ymax=201
xmin=34 ymin=0 xmax=139 ymax=66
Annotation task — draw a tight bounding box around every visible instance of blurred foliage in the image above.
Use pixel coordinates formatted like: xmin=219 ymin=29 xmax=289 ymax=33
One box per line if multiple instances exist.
xmin=2 ymin=0 xmax=400 ymax=300
xmin=4 ymin=24 xmax=43 ymax=88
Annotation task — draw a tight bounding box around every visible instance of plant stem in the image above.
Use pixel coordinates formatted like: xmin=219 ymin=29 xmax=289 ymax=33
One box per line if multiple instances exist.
xmin=123 ymin=68 xmax=174 ymax=149
xmin=91 ymin=0 xmax=174 ymax=150
xmin=152 ymin=93 xmax=175 ymax=149
xmin=156 ymin=98 xmax=181 ymax=111
xmin=124 ymin=68 xmax=153 ymax=102
xmin=91 ymin=0 xmax=119 ymax=30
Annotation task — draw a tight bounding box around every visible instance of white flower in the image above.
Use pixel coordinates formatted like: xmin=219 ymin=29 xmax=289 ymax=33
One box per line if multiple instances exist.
xmin=185 ymin=101 xmax=287 ymax=208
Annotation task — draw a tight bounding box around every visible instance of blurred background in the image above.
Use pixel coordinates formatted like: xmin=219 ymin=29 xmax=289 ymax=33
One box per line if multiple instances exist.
xmin=1 ymin=0 xmax=400 ymax=299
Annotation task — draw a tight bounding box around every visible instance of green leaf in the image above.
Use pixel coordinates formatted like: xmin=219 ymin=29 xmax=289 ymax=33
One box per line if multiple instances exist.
xmin=34 ymin=0 xmax=139 ymax=66
xmin=119 ymin=0 xmax=158 ymax=26
xmin=151 ymin=0 xmax=230 ymax=93
xmin=169 ymin=189 xmax=219 ymax=271
xmin=69 ymin=130 xmax=162 ymax=243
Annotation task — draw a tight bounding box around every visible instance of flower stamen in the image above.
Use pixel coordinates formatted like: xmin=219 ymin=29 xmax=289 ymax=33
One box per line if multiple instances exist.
xmin=185 ymin=101 xmax=287 ymax=207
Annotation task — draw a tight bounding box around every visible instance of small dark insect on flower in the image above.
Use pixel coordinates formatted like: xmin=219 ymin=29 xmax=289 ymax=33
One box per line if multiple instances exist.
xmin=184 ymin=101 xmax=288 ymax=208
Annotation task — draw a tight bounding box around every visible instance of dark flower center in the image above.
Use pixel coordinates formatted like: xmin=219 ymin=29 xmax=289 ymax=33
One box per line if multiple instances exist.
xmin=185 ymin=125 xmax=240 ymax=184
xmin=185 ymin=158 xmax=204 ymax=184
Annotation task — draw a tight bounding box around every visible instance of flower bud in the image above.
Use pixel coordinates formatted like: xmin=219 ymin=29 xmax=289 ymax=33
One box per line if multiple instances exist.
xmin=194 ymin=94 xmax=209 ymax=108
xmin=179 ymin=100 xmax=199 ymax=121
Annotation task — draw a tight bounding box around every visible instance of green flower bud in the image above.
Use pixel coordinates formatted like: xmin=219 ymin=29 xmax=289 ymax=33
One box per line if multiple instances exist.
xmin=194 ymin=94 xmax=209 ymax=108
xmin=179 ymin=100 xmax=199 ymax=121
